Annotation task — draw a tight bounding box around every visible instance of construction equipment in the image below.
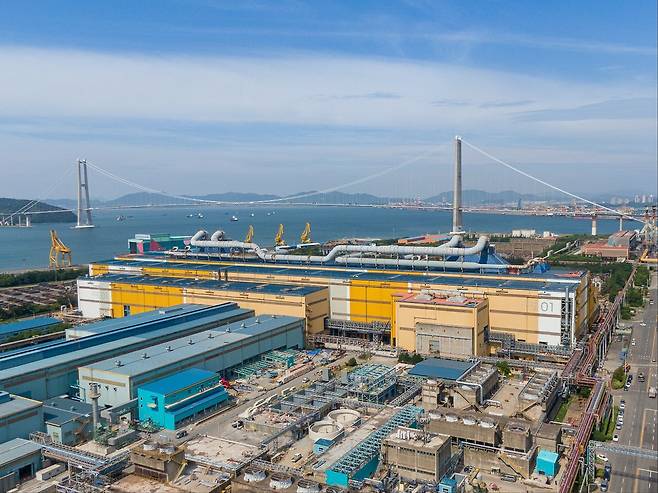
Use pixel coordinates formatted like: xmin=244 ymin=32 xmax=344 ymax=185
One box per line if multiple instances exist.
xmin=275 ymin=224 xmax=285 ymax=246
xmin=245 ymin=224 xmax=254 ymax=243
xmin=300 ymin=222 xmax=311 ymax=244
xmin=49 ymin=229 xmax=72 ymax=269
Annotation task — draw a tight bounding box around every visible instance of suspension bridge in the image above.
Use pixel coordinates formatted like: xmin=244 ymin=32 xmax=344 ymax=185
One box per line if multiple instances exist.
xmin=1 ymin=137 xmax=655 ymax=236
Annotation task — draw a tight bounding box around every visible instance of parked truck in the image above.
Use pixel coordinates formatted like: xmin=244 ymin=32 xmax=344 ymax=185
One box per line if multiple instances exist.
xmin=649 ymin=386 xmax=656 ymax=398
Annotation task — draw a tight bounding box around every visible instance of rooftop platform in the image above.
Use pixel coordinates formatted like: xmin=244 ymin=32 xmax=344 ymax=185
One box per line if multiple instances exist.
xmin=408 ymin=358 xmax=476 ymax=381
xmin=98 ymin=255 xmax=586 ymax=293
xmin=0 ymin=391 xmax=41 ymax=418
xmin=139 ymin=368 xmax=217 ymax=395
xmin=397 ymin=292 xmax=484 ymax=308
xmin=87 ymin=273 xmax=326 ymax=296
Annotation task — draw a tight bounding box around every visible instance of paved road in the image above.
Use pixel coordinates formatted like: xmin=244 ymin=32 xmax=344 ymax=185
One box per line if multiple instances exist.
xmin=605 ymin=270 xmax=658 ymax=493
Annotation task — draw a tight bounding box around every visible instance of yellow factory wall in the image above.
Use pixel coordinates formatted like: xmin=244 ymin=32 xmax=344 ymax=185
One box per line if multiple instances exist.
xmin=110 ymin=283 xmax=184 ymax=317
xmin=182 ymin=286 xmax=329 ymax=334
xmin=394 ymin=299 xmax=488 ymax=356
xmin=142 ymin=265 xmax=220 ymax=280
xmin=92 ymin=259 xmax=588 ymax=346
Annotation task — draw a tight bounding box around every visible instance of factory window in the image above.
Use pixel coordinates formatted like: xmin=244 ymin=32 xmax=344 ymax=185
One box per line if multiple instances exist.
xmin=123 ymin=305 xmax=131 ymax=316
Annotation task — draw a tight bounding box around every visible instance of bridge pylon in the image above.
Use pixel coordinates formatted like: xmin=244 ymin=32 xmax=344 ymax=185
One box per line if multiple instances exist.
xmin=74 ymin=158 xmax=94 ymax=229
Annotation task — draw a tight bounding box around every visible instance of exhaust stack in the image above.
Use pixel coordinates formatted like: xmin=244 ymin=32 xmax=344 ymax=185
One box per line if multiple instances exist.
xmin=452 ymin=136 xmax=463 ymax=234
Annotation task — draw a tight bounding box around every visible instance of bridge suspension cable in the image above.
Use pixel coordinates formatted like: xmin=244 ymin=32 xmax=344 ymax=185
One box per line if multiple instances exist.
xmin=460 ymin=138 xmax=646 ymax=224
xmin=84 ymin=145 xmax=446 ymax=206
xmin=3 ymin=165 xmax=75 ymax=220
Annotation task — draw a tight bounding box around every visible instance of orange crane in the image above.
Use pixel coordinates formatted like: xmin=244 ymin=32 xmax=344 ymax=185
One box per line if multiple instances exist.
xmin=274 ymin=224 xmax=285 ymax=246
xmin=49 ymin=229 xmax=72 ymax=269
xmin=300 ymin=222 xmax=312 ymax=244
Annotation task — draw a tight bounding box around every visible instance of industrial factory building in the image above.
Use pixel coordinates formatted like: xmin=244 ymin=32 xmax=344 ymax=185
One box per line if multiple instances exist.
xmin=0 ymin=304 xmax=253 ymax=401
xmin=0 ymin=392 xmax=43 ymax=444
xmin=137 ymin=368 xmax=230 ymax=430
xmin=78 ymin=314 xmax=304 ymax=407
xmin=77 ymin=273 xmax=328 ymax=334
xmin=87 ymin=255 xmax=592 ymax=352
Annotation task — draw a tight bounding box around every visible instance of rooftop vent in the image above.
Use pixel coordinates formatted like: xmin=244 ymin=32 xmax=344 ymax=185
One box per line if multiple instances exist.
xmin=188 ymin=338 xmax=194 ymax=345
xmin=208 ymin=333 xmax=214 ymax=339
xmin=166 ymin=346 xmax=173 ymax=352
xmin=115 ymin=360 xmax=123 ymax=367
xmin=142 ymin=352 xmax=149 ymax=359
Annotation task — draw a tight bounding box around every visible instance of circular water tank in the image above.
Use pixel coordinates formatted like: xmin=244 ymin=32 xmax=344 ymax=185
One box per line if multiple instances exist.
xmin=462 ymin=416 xmax=477 ymax=426
xmin=445 ymin=413 xmax=458 ymax=423
xmin=309 ymin=420 xmax=344 ymax=442
xmin=142 ymin=442 xmax=158 ymax=451
xmin=327 ymin=408 xmax=361 ymax=427
xmin=480 ymin=419 xmax=495 ymax=429
xmin=244 ymin=467 xmax=267 ymax=482
xmin=297 ymin=479 xmax=321 ymax=493
xmin=428 ymin=411 xmax=442 ymax=421
xmin=270 ymin=474 xmax=293 ymax=490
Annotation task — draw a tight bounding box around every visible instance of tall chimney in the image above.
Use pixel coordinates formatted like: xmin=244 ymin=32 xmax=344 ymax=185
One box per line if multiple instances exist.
xmin=89 ymin=382 xmax=101 ymax=433
xmin=591 ymin=213 xmax=598 ymax=236
xmin=452 ymin=136 xmax=463 ymax=234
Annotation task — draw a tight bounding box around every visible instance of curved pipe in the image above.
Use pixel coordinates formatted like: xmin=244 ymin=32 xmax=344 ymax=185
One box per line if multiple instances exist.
xmin=335 ymin=256 xmax=508 ymax=271
xmin=190 ymin=230 xmax=490 ymax=265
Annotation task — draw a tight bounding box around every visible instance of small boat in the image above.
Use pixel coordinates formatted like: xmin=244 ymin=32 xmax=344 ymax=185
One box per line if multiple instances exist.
xmin=116 ymin=215 xmax=127 ymax=221
xmin=197 ymin=213 xmax=204 ymax=218
xmin=230 ymin=215 xmax=239 ymax=222
xmin=187 ymin=214 xmax=194 ymax=218
xmin=250 ymin=213 xmax=255 ymax=217
xmin=267 ymin=212 xmax=272 ymax=216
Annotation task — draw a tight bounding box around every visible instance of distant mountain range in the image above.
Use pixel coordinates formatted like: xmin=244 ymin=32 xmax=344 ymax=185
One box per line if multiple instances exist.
xmin=0 ymin=198 xmax=76 ymax=223
xmin=46 ymin=189 xmax=557 ymax=208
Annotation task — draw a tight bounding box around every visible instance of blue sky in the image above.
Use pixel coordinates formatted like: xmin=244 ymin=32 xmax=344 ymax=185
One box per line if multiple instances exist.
xmin=0 ymin=1 xmax=656 ymax=199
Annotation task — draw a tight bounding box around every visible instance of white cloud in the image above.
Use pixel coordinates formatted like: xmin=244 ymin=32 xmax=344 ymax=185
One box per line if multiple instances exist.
xmin=0 ymin=46 xmax=655 ymax=198
xmin=0 ymin=46 xmax=652 ymax=127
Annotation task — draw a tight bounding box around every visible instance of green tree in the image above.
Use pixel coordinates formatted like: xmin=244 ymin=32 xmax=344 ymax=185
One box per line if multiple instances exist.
xmin=346 ymin=357 xmax=357 ymax=367
xmin=496 ymin=361 xmax=512 ymax=377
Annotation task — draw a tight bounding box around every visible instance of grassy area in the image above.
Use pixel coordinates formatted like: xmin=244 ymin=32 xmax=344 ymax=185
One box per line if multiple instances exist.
xmin=592 ymin=406 xmax=619 ymax=441
xmin=2 ymin=322 xmax=70 ymax=343
xmin=554 ymin=396 xmax=572 ymax=422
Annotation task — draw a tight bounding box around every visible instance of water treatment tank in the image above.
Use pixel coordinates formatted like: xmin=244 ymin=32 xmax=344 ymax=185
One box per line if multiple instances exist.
xmin=142 ymin=441 xmax=158 ymax=451
xmin=270 ymin=473 xmax=293 ymax=490
xmin=480 ymin=418 xmax=495 ymax=429
xmin=327 ymin=408 xmax=361 ymax=427
xmin=297 ymin=479 xmax=321 ymax=493
xmin=244 ymin=467 xmax=267 ymax=482
xmin=462 ymin=416 xmax=477 ymax=426
xmin=445 ymin=413 xmax=458 ymax=423
xmin=309 ymin=420 xmax=344 ymax=442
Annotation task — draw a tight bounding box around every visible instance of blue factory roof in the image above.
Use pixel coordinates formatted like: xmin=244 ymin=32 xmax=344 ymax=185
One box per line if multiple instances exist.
xmin=0 ymin=316 xmax=61 ymax=337
xmin=139 ymin=368 xmax=217 ymax=395
xmin=0 ymin=304 xmax=252 ymax=381
xmin=43 ymin=397 xmax=93 ymax=426
xmin=408 ymin=358 xmax=476 ymax=381
xmin=0 ymin=391 xmax=42 ymax=418
xmin=0 ymin=438 xmax=42 ymax=467
xmin=98 ymin=257 xmax=584 ymax=294
xmin=537 ymin=449 xmax=559 ymax=463
xmin=87 ymin=273 xmax=326 ymax=296
xmin=83 ymin=314 xmax=303 ymax=377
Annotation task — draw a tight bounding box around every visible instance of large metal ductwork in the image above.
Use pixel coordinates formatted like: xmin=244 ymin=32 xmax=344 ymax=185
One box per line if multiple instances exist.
xmin=452 ymin=136 xmax=463 ymax=234
xmin=189 ymin=230 xmax=500 ymax=269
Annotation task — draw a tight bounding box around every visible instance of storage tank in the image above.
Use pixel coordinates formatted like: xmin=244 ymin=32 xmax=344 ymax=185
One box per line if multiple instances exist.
xmin=462 ymin=416 xmax=477 ymax=426
xmin=142 ymin=441 xmax=158 ymax=451
xmin=327 ymin=408 xmax=361 ymax=427
xmin=309 ymin=420 xmax=344 ymax=442
xmin=244 ymin=467 xmax=267 ymax=483
xmin=445 ymin=413 xmax=458 ymax=423
xmin=270 ymin=473 xmax=293 ymax=490
xmin=479 ymin=418 xmax=495 ymax=429
xmin=297 ymin=479 xmax=321 ymax=493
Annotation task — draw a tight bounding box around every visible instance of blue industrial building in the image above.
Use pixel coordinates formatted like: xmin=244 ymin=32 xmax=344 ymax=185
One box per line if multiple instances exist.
xmin=43 ymin=397 xmax=95 ymax=445
xmin=138 ymin=368 xmax=229 ymax=430
xmin=79 ymin=314 xmax=305 ymax=407
xmin=0 ymin=317 xmax=61 ymax=342
xmin=0 ymin=391 xmax=44 ymax=445
xmin=0 ymin=304 xmax=252 ymax=401
xmin=535 ymin=449 xmax=559 ymax=477
xmin=0 ymin=438 xmax=43 ymax=489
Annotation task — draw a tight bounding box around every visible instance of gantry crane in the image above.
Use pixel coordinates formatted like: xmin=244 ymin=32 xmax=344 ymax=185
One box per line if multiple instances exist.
xmin=245 ymin=224 xmax=254 ymax=243
xmin=49 ymin=229 xmax=72 ymax=269
xmin=300 ymin=222 xmax=311 ymax=244
xmin=274 ymin=224 xmax=285 ymax=246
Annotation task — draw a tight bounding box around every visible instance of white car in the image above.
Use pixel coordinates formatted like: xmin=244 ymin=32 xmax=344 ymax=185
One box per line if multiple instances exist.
xmin=640 ymin=322 xmax=647 ymax=327
xmin=632 ymin=339 xmax=636 ymax=346
xmin=613 ymin=434 xmax=619 ymax=442
xmin=596 ymin=454 xmax=609 ymax=463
